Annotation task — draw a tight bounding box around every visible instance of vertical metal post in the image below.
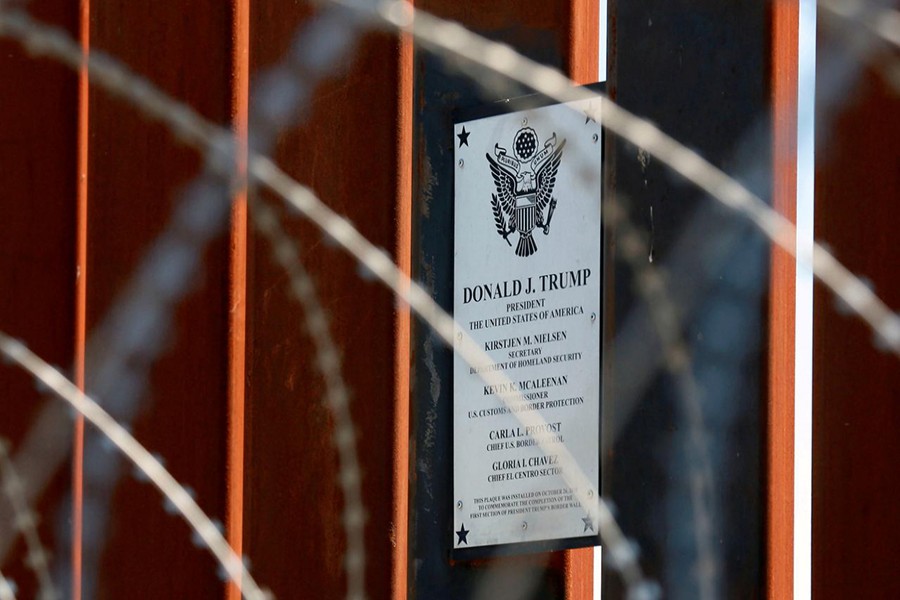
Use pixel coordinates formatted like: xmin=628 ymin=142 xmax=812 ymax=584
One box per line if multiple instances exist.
xmin=769 ymin=0 xmax=800 ymax=597
xmin=409 ymin=2 xmax=597 ymax=596
xmin=605 ymin=0 xmax=772 ymax=596
xmin=226 ymin=0 xmax=250 ymax=598
xmin=72 ymin=0 xmax=91 ymax=596
xmin=812 ymin=22 xmax=900 ymax=597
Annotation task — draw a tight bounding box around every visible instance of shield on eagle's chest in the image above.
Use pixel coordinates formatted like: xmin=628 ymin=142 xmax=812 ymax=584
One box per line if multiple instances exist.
xmin=515 ymin=193 xmax=536 ymax=234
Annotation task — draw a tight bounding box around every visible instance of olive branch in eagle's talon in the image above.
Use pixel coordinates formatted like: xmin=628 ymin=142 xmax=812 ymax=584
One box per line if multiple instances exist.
xmin=491 ymin=193 xmax=513 ymax=246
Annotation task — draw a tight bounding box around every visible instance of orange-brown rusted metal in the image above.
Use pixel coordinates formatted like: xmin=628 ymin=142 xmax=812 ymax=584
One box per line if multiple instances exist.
xmin=812 ymin=53 xmax=900 ymax=598
xmin=768 ymin=0 xmax=799 ymax=597
xmin=0 ymin=1 xmax=79 ymax=597
xmin=564 ymin=0 xmax=600 ymax=595
xmin=226 ymin=1 xmax=250 ymax=599
xmin=392 ymin=16 xmax=414 ymax=600
xmin=72 ymin=0 xmax=91 ymax=600
xmin=71 ymin=0 xmax=91 ymax=596
xmin=243 ymin=7 xmax=405 ymax=597
xmin=85 ymin=1 xmax=233 ymax=595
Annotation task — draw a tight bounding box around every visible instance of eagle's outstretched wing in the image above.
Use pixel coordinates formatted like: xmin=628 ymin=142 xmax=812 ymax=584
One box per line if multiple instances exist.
xmin=486 ymin=153 xmax=517 ymax=215
xmin=535 ymin=139 xmax=566 ymax=210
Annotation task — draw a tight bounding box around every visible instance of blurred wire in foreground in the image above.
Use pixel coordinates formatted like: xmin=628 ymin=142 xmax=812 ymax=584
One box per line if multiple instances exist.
xmin=819 ymin=0 xmax=900 ymax=93
xmin=0 ymin=4 xmax=369 ymax=596
xmin=1 ymin=2 xmax=897 ymax=597
xmin=606 ymin=198 xmax=719 ymax=599
xmin=0 ymin=333 xmax=271 ymax=600
xmin=330 ymin=0 xmax=900 ymax=358
xmin=249 ymin=195 xmax=366 ymax=600
xmin=820 ymin=0 xmax=900 ymax=51
xmin=251 ymin=159 xmax=657 ymax=598
xmin=0 ymin=571 xmax=15 ymax=600
xmin=0 ymin=439 xmax=55 ymax=600
xmin=0 ymin=8 xmax=653 ymax=594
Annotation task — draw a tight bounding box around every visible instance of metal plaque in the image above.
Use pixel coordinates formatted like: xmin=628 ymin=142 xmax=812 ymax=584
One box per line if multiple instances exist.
xmin=452 ymin=97 xmax=602 ymax=556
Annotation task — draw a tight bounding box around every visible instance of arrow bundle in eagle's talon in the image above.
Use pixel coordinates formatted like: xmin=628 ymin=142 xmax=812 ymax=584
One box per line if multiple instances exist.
xmin=543 ymin=197 xmax=557 ymax=234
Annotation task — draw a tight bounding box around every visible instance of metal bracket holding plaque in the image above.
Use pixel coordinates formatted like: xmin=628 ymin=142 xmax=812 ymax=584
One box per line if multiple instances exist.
xmin=452 ymin=87 xmax=604 ymax=559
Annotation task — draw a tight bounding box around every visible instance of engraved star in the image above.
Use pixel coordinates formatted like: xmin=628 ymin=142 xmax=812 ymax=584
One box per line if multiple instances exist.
xmin=582 ymin=516 xmax=594 ymax=533
xmin=457 ymin=126 xmax=471 ymax=147
xmin=456 ymin=523 xmax=470 ymax=545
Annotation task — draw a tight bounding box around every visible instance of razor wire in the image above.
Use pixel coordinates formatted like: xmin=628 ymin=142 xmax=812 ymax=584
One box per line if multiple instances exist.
xmin=328 ymin=0 xmax=900 ymax=358
xmin=3 ymin=2 xmax=894 ymax=364
xmin=0 ymin=5 xmax=641 ymax=595
xmin=81 ymin=3 xmax=370 ymax=593
xmin=0 ymin=1 xmax=897 ymax=597
xmin=247 ymin=16 xmax=656 ymax=595
xmin=0 ymin=4 xmax=371 ymax=596
xmin=56 ymin=177 xmax=235 ymax=599
xmin=254 ymin=158 xmax=655 ymax=597
xmin=0 ymin=0 xmax=888 ymax=592
xmin=0 ymin=8 xmax=654 ymax=595
xmin=0 ymin=439 xmax=55 ymax=600
xmin=605 ymin=198 xmax=719 ymax=599
xmin=0 ymin=333 xmax=271 ymax=600
xmin=819 ymin=0 xmax=900 ymax=96
xmin=248 ymin=195 xmax=366 ymax=600
xmin=0 ymin=572 xmax=15 ymax=600
xmin=252 ymin=181 xmax=685 ymax=598
xmin=820 ymin=0 xmax=900 ymax=51
xmin=0 ymin=0 xmax=225 ymax=568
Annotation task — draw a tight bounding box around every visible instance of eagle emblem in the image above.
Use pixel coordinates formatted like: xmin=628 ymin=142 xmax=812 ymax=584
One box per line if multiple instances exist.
xmin=486 ymin=127 xmax=566 ymax=257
